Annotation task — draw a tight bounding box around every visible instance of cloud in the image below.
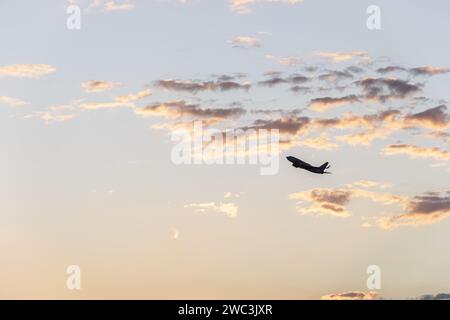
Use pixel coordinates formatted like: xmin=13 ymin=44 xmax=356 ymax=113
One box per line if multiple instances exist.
xmin=289 ymin=189 xmax=353 ymax=217
xmin=250 ymin=108 xmax=303 ymax=116
xmin=258 ymin=74 xmax=310 ymax=87
xmin=377 ymin=192 xmax=450 ymax=229
xmin=427 ymin=130 xmax=450 ymax=143
xmin=114 ymin=89 xmax=151 ymax=103
xmin=403 ymin=105 xmax=449 ymax=130
xmin=297 ymin=133 xmax=339 ymax=150
xmin=229 ymin=0 xmax=303 ymax=14
xmin=376 ymin=65 xmax=450 ymax=77
xmin=229 ymin=36 xmax=261 ymax=48
xmin=245 ymin=108 xmax=409 ymax=148
xmin=265 ymin=54 xmax=301 ymax=66
xmin=248 ymin=116 xmax=311 ymax=136
xmin=289 ymin=187 xmax=404 ymax=218
xmin=184 ymin=202 xmax=238 ymax=218
xmin=154 ymin=79 xmax=251 ymax=93
xmin=356 ymin=77 xmax=422 ymax=102
xmin=376 ymin=66 xmax=407 ymax=74
xmin=336 ymin=127 xmax=393 ymax=146
xmin=349 ymin=188 xmax=404 ymax=205
xmin=318 ymin=70 xmax=354 ymax=83
xmin=315 ymin=51 xmax=369 ymax=63
xmin=25 ymin=111 xmax=77 ymax=124
xmin=79 ymin=101 xmax=134 ymax=110
xmin=321 ymin=291 xmax=379 ymax=300
xmin=382 ymin=144 xmax=450 ymax=161
xmin=224 ymin=192 xmax=242 ymax=199
xmin=86 ymin=0 xmax=135 ymax=11
xmin=291 ymin=184 xmax=450 ymax=229
xmin=309 ymin=95 xmax=360 ymax=112
xmin=82 ymin=80 xmax=121 ymax=93
xmin=409 ymin=66 xmax=450 ymax=76
xmin=419 ymin=293 xmax=450 ymax=300
xmin=348 ymin=180 xmax=392 ymax=189
xmin=290 ymin=85 xmax=311 ymax=94
xmin=104 ymin=0 xmax=135 ymax=11
xmin=135 ymin=100 xmax=246 ymax=121
xmin=0 ymin=95 xmax=29 ymax=107
xmin=276 ymin=105 xmax=448 ymax=147
xmin=314 ymin=109 xmax=400 ymax=130
xmin=171 ymin=228 xmax=180 ymax=240
xmin=0 ymin=64 xmax=55 ymax=79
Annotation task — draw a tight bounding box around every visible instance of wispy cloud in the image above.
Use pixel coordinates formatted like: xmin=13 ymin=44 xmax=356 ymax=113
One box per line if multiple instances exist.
xmin=289 ymin=189 xmax=353 ymax=217
xmin=382 ymin=144 xmax=450 ymax=161
xmin=0 ymin=64 xmax=55 ymax=79
xmin=0 ymin=95 xmax=29 ymax=107
xmin=184 ymin=202 xmax=239 ymax=218
xmin=114 ymin=89 xmax=151 ymax=103
xmin=309 ymin=95 xmax=360 ymax=112
xmin=82 ymin=80 xmax=121 ymax=93
xmin=230 ymin=0 xmax=303 ymax=14
xmin=378 ymin=192 xmax=450 ymax=229
xmin=104 ymin=0 xmax=135 ymax=11
xmin=321 ymin=291 xmax=379 ymax=300
xmin=154 ymin=79 xmax=251 ymax=93
xmin=79 ymin=101 xmax=134 ymax=110
xmin=135 ymin=100 xmax=246 ymax=122
xmin=228 ymin=36 xmax=261 ymax=48
xmin=315 ymin=50 xmax=370 ymax=63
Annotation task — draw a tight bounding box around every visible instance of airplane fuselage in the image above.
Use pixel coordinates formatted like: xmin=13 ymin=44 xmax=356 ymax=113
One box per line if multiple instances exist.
xmin=286 ymin=156 xmax=331 ymax=174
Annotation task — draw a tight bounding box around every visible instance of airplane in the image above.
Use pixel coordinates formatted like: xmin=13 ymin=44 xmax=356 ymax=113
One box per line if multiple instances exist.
xmin=286 ymin=156 xmax=331 ymax=174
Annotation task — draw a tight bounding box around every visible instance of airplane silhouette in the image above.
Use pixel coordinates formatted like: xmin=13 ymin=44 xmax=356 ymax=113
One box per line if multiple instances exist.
xmin=286 ymin=156 xmax=331 ymax=174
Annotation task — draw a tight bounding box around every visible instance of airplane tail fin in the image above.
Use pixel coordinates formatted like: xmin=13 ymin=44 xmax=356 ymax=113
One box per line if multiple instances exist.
xmin=319 ymin=162 xmax=329 ymax=171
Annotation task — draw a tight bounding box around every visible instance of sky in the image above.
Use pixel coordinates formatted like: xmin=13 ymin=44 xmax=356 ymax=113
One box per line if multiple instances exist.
xmin=1 ymin=0 xmax=449 ymax=299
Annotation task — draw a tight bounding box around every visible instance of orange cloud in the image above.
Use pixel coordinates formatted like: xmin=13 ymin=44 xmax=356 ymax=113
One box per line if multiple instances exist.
xmin=382 ymin=144 xmax=450 ymax=161
xmin=321 ymin=291 xmax=379 ymax=300
xmin=0 ymin=64 xmax=55 ymax=79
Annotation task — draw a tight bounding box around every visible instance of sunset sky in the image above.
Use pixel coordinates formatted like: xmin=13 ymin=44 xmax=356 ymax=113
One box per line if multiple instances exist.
xmin=1 ymin=0 xmax=449 ymax=299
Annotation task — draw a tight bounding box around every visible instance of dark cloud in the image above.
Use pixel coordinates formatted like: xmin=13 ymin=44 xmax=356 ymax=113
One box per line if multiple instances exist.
xmin=247 ymin=116 xmax=311 ymax=135
xmin=322 ymin=291 xmax=379 ymax=300
xmin=378 ymin=191 xmax=450 ymax=229
xmin=309 ymin=94 xmax=360 ymax=111
xmin=318 ymin=70 xmax=354 ymax=82
xmin=314 ymin=109 xmax=401 ymax=129
xmin=251 ymin=108 xmax=303 ymax=116
xmin=404 ymin=105 xmax=449 ymax=129
xmin=304 ymin=66 xmax=318 ymax=72
xmin=310 ymin=189 xmax=352 ymax=206
xmin=376 ymin=66 xmax=407 ymax=74
xmin=154 ymin=79 xmax=251 ymax=93
xmin=409 ymin=66 xmax=450 ymax=76
xmin=258 ymin=77 xmax=288 ymax=87
xmin=376 ymin=65 xmax=450 ymax=77
xmin=382 ymin=143 xmax=450 ymax=161
xmin=258 ymin=74 xmax=310 ymax=87
xmin=136 ymin=100 xmax=246 ymax=120
xmin=345 ymin=65 xmax=365 ymax=74
xmin=212 ymin=73 xmax=247 ymax=81
xmin=287 ymin=74 xmax=310 ymax=84
xmin=356 ymin=78 xmax=422 ymax=102
xmin=408 ymin=194 xmax=450 ymax=215
xmin=419 ymin=293 xmax=450 ymax=300
xmin=290 ymin=86 xmax=311 ymax=94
